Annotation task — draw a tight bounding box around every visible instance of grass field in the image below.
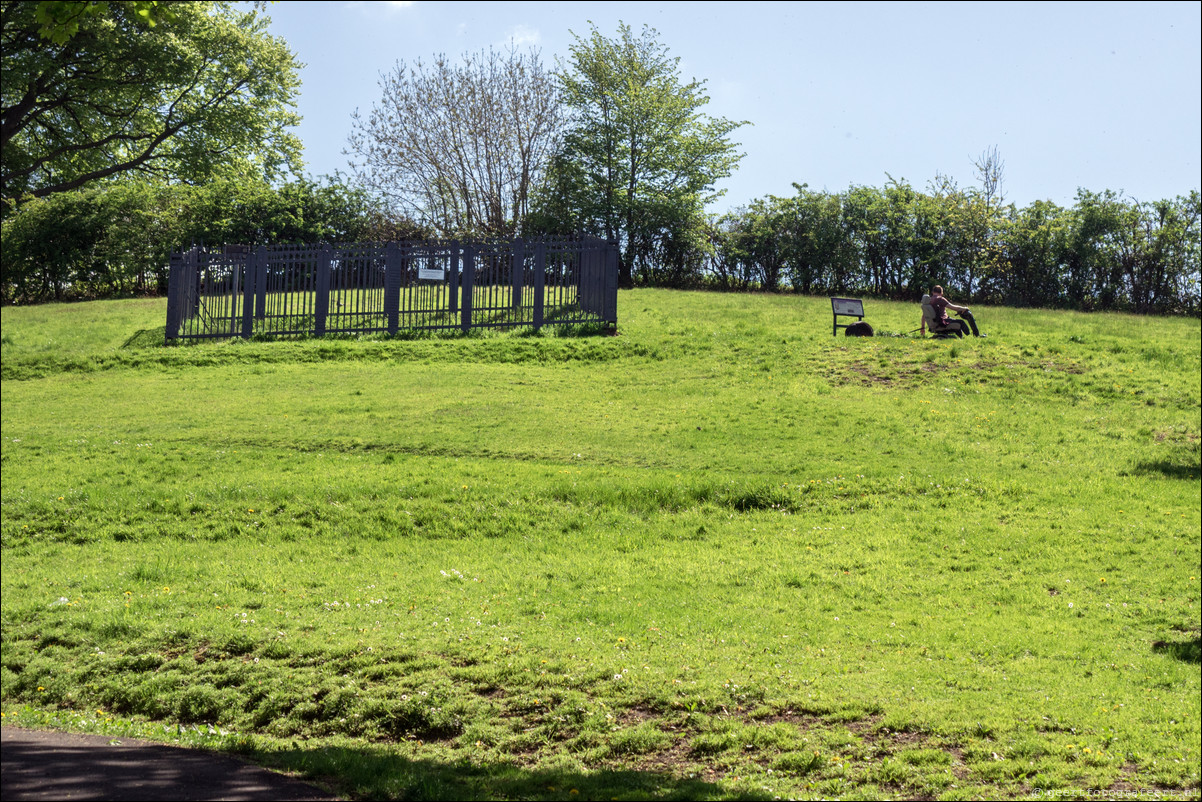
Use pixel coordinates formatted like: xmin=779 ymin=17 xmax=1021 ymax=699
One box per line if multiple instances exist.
xmin=2 ymin=290 xmax=1199 ymax=800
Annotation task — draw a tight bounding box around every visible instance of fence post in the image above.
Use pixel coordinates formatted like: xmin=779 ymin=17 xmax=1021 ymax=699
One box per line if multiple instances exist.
xmin=533 ymin=241 xmax=546 ymax=331
xmin=448 ymin=241 xmax=459 ymax=315
xmin=604 ymin=239 xmax=619 ymax=325
xmin=166 ymin=250 xmax=183 ymax=343
xmin=581 ymin=240 xmax=595 ymax=316
xmin=241 ymin=250 xmax=255 ymax=338
xmin=315 ymin=244 xmax=331 ymax=337
xmin=461 ymin=243 xmax=474 ymax=332
xmin=511 ymin=238 xmax=525 ymax=315
xmin=254 ymin=246 xmax=267 ymax=320
xmin=580 ymin=239 xmax=588 ymax=312
xmin=189 ymin=247 xmax=202 ymax=320
xmin=385 ymin=241 xmax=401 ymax=335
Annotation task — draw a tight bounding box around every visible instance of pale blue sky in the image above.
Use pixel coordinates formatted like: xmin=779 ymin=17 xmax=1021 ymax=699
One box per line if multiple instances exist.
xmin=258 ymin=0 xmax=1201 ymax=212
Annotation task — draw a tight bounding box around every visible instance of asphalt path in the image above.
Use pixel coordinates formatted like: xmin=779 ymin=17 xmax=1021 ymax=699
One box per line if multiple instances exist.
xmin=1 ymin=727 xmax=339 ymax=801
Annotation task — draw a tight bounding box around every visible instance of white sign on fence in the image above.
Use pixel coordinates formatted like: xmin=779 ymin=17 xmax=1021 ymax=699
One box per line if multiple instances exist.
xmin=418 ymin=267 xmax=445 ymax=281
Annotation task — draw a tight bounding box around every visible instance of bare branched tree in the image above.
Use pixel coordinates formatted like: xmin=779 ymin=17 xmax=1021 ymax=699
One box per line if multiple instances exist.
xmin=973 ymin=145 xmax=1006 ymax=208
xmin=346 ymin=45 xmax=563 ymax=237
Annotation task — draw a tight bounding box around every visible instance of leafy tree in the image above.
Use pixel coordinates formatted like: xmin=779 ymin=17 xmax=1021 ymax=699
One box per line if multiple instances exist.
xmin=546 ymin=22 xmax=747 ymax=286
xmin=842 ymin=181 xmax=924 ymax=298
xmin=781 ymin=186 xmax=851 ymax=295
xmin=707 ymin=209 xmax=758 ymax=291
xmin=0 ymin=177 xmax=399 ymax=303
xmin=710 ymin=177 xmax=1197 ymax=314
xmin=28 ymin=0 xmax=173 ymax=44
xmin=1 ymin=1 xmax=302 ymax=209
xmin=640 ymin=202 xmax=713 ymax=288
xmin=347 ymin=45 xmax=563 ymax=238
xmin=732 ymin=197 xmax=791 ymax=291
xmin=1067 ymin=190 xmax=1202 ymax=315
xmin=915 ymin=176 xmax=989 ymax=294
xmin=1139 ymin=192 xmax=1200 ymax=315
xmin=988 ymin=200 xmax=1071 ymax=308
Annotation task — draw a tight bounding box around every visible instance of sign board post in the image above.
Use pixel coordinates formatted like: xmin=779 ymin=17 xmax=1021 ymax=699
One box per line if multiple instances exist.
xmin=830 ymin=297 xmax=865 ymax=335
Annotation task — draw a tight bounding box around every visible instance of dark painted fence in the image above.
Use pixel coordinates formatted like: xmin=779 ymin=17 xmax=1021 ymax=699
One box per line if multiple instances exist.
xmin=165 ymin=237 xmax=619 ymax=342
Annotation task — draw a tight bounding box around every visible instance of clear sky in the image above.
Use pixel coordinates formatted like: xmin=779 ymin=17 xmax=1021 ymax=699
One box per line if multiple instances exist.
xmin=257 ymin=0 xmax=1201 ymax=213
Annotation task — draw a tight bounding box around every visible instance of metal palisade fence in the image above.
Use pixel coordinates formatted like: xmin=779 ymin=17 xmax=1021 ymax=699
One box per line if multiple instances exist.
xmin=165 ymin=237 xmax=619 ymax=343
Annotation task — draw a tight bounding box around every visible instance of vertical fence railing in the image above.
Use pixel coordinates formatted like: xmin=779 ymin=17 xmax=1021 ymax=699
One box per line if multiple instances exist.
xmin=166 ymin=237 xmax=618 ymax=342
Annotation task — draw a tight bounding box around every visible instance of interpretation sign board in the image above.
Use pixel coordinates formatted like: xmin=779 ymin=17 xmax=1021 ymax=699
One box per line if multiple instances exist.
xmin=830 ymin=297 xmax=864 ymax=317
xmin=830 ymin=297 xmax=865 ymax=335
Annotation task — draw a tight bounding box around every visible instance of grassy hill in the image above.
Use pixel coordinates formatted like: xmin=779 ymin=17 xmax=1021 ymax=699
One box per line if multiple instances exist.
xmin=2 ymin=290 xmax=1199 ymax=800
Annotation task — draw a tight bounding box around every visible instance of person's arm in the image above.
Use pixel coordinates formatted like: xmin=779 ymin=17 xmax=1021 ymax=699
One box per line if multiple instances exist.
xmin=920 ymin=314 xmax=927 ymax=336
xmin=946 ymin=301 xmax=970 ymax=314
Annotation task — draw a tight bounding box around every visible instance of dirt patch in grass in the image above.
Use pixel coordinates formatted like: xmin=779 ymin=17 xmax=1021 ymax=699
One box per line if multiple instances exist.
xmin=632 ymin=733 xmax=697 ymax=776
xmin=616 ymin=705 xmax=658 ymax=726
xmin=1154 ymin=427 xmax=1200 ymax=443
xmin=757 ymin=710 xmax=830 ymax=730
xmin=847 ymin=363 xmax=898 ymax=387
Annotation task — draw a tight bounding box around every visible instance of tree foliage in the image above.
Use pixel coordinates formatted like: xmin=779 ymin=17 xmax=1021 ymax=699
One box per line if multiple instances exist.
xmin=1 ymin=0 xmax=302 ymax=209
xmin=536 ymin=22 xmax=747 ymax=286
xmin=347 ymin=45 xmax=563 ymax=238
xmin=0 ymin=178 xmax=420 ymax=304
xmin=703 ymin=183 xmax=1200 ymax=315
xmin=28 ymin=0 xmax=173 ymax=44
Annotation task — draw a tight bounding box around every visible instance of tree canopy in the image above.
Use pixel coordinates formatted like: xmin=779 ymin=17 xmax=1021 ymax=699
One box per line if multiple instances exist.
xmin=537 ymin=22 xmax=747 ymax=286
xmin=705 ymin=182 xmax=1200 ymax=315
xmin=0 ymin=176 xmax=418 ymax=304
xmin=27 ymin=0 xmax=173 ymax=44
xmin=1 ymin=0 xmax=302 ymax=210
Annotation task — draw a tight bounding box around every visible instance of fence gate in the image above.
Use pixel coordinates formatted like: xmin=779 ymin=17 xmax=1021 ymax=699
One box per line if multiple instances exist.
xmin=166 ymin=237 xmax=619 ymax=342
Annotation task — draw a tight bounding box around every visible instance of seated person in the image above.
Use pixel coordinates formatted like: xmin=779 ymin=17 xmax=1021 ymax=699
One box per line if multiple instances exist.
xmin=922 ymin=285 xmax=983 ymax=338
xmin=920 ymin=293 xmax=960 ymax=337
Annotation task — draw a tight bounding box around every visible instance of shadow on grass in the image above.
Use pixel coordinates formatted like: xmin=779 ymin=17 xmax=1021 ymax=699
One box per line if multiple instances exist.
xmin=252 ymin=742 xmax=765 ymax=802
xmin=134 ymin=321 xmax=614 ymax=349
xmin=121 ymin=328 xmax=168 ymax=348
xmin=1153 ymin=633 xmax=1202 ymax=664
xmin=1129 ymin=459 xmax=1201 ymax=481
xmin=0 ymin=731 xmax=334 ymax=802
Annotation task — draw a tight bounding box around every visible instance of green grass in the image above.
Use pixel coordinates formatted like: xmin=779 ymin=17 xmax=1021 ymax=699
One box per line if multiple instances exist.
xmin=2 ymin=290 xmax=1199 ymax=800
